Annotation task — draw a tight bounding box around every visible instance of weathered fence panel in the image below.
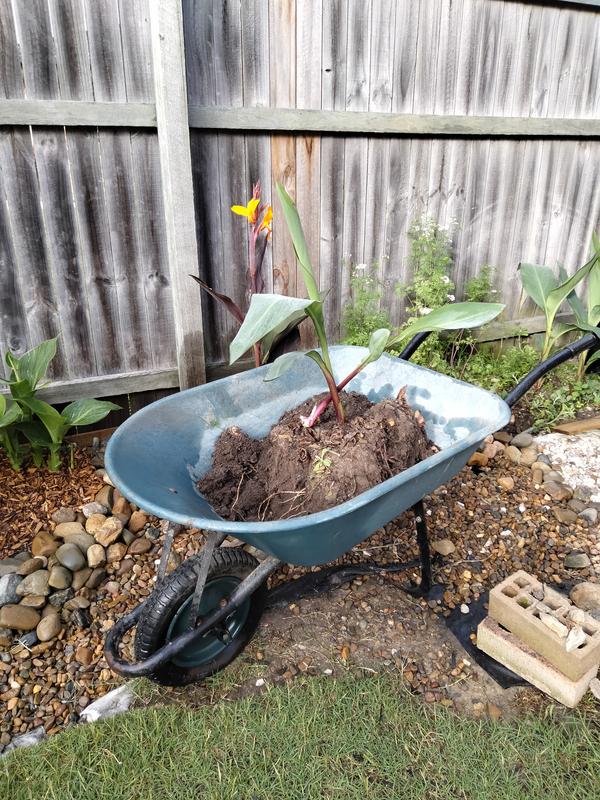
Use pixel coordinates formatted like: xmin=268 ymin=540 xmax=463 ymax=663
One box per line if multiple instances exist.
xmin=0 ymin=0 xmax=600 ymax=396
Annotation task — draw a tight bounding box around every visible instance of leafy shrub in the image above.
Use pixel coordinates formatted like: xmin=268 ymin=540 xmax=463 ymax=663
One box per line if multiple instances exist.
xmin=0 ymin=338 xmax=119 ymax=471
xmin=465 ymin=266 xmax=496 ymax=303
xmin=528 ymin=365 xmax=600 ymax=431
xmin=399 ymin=218 xmax=455 ymax=314
xmin=342 ymin=265 xmax=392 ymax=347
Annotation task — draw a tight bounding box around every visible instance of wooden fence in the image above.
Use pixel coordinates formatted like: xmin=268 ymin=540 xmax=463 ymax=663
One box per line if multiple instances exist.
xmin=1 ymin=0 xmax=600 ymax=417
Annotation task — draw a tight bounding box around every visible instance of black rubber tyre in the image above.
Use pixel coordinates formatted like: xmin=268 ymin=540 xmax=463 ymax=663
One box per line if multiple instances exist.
xmin=134 ymin=548 xmax=266 ymax=686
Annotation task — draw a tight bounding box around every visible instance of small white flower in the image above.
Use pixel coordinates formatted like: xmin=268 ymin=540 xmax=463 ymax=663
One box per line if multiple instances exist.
xmin=441 ymin=275 xmax=451 ymax=284
xmin=447 ymin=294 xmax=455 ymax=301
xmin=354 ymin=263 xmax=367 ymax=271
xmin=419 ymin=307 xmax=432 ymax=315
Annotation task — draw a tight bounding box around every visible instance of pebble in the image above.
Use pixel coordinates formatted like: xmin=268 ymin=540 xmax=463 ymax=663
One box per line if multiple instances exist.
xmin=85 ymin=568 xmax=107 ymax=589
xmin=128 ymin=510 xmax=148 ymax=534
xmin=30 ymin=532 xmax=59 ymax=558
xmin=554 ymin=508 xmax=578 ymax=524
xmin=95 ymin=518 xmax=124 ymax=547
xmin=16 ymin=570 xmax=50 ymax=597
xmin=106 ymin=543 xmax=127 ymax=563
xmin=431 ymin=539 xmax=456 ymax=556
xmin=570 ymin=583 xmax=600 ymax=611
xmin=565 ymin=626 xmax=586 ymax=653
xmin=16 ymin=558 xmax=46 ymax=577
xmin=81 ymin=502 xmax=108 ymax=518
xmin=468 ymin=452 xmax=488 ymax=468
xmin=497 ymin=476 xmax=514 ymax=491
xmin=51 ymin=507 xmax=77 ymax=524
xmin=75 ymin=646 xmax=94 ymax=667
xmin=85 ymin=514 xmax=108 ymax=535
xmin=519 ymin=447 xmax=538 ymax=466
xmin=564 ymin=552 xmax=591 ymax=569
xmin=0 ymin=573 xmax=22 ymax=607
xmin=0 ymin=557 xmax=24 ymax=577
xmin=56 ymin=543 xmax=86 ymax=572
xmin=493 ymin=431 xmax=512 ymax=444
xmin=460 ymin=604 xmax=469 ymax=614
xmin=87 ymin=544 xmax=106 ymax=569
xmin=63 ymin=532 xmax=95 ymax=553
xmin=94 ymin=485 xmax=114 ymax=508
xmin=505 ymin=446 xmax=521 ymax=464
xmin=71 ymin=568 xmax=93 ymax=590
xmin=71 ymin=608 xmax=92 ymax=629
xmin=511 ymin=432 xmax=533 ymax=449
xmin=48 ymin=566 xmax=72 ymax=590
xmin=127 ymin=538 xmax=152 ymax=555
xmin=19 ymin=595 xmax=46 ymax=609
xmin=36 ymin=614 xmax=63 ymax=642
xmin=579 ymin=508 xmax=598 ymax=525
xmin=589 ymin=678 xmax=600 ymax=701
xmin=0 ymin=605 xmax=41 ymax=631
xmin=48 ymin=588 xmax=74 ymax=607
xmin=543 ymin=482 xmax=573 ymax=502
xmin=53 ymin=522 xmax=86 ymax=539
xmin=539 ymin=612 xmax=568 ymax=638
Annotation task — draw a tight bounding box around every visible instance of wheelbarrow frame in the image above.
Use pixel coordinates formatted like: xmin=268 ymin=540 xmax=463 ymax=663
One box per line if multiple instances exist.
xmin=105 ymin=332 xmax=599 ymax=678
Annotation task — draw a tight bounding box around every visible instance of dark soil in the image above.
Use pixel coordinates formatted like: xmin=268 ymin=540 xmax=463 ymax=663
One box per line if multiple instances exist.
xmin=198 ymin=391 xmax=432 ymax=521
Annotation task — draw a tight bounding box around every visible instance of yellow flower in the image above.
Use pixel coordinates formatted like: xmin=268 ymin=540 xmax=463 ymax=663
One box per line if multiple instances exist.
xmin=231 ymin=197 xmax=260 ymax=224
xmin=259 ymin=205 xmax=272 ymax=234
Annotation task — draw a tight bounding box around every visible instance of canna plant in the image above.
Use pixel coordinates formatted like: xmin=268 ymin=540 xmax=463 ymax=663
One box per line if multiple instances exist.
xmin=229 ymin=183 xmax=505 ymax=428
xmin=0 ymin=337 xmax=119 ymax=471
xmin=518 ymin=235 xmax=600 ymax=370
xmin=191 ymin=181 xmax=304 ymax=367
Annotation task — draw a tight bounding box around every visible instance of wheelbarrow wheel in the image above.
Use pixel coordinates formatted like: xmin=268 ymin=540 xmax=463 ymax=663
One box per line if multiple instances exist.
xmin=134 ymin=547 xmax=266 ymax=686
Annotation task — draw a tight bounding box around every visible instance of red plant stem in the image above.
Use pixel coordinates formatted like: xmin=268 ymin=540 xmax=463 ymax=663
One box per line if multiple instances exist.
xmin=319 ymin=366 xmax=345 ymax=424
xmin=248 ymin=223 xmax=261 ymax=368
xmin=304 ymin=360 xmax=365 ymax=428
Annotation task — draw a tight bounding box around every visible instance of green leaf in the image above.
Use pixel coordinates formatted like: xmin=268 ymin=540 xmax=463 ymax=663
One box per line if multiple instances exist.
xmin=18 ymin=420 xmax=52 ymax=448
xmin=61 ymin=398 xmax=120 ymax=427
xmin=389 ymin=302 xmax=505 ymax=349
xmin=264 ymin=351 xmax=306 ymax=381
xmin=545 ymin=255 xmax=600 ymax=332
xmin=275 ymin=183 xmax=320 ymax=303
xmin=22 ymin=397 xmax=66 ymax=444
xmin=589 ymin=240 xmax=600 ymax=325
xmin=229 ymin=294 xmax=315 ymax=364
xmin=7 ymin=338 xmax=57 ymax=388
xmin=260 ymin=310 xmax=307 ymax=362
xmin=363 ymin=328 xmax=392 ymax=365
xmin=586 ymin=349 xmax=600 ymax=368
xmin=0 ymin=399 xmax=22 ymax=429
xmin=517 ymin=263 xmax=558 ymax=310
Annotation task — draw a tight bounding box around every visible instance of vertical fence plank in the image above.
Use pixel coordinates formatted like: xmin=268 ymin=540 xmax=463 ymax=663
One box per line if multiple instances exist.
xmin=269 ymin=0 xmax=297 ymax=299
xmin=149 ymin=0 xmax=205 ymax=387
xmin=320 ymin=0 xmax=348 ymax=341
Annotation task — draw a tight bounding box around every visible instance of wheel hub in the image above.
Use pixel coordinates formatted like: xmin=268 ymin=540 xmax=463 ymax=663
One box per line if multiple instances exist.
xmin=166 ymin=576 xmax=250 ymax=667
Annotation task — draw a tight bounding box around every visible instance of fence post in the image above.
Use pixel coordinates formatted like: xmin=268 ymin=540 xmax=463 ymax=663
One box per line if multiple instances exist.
xmin=149 ymin=0 xmax=205 ymax=388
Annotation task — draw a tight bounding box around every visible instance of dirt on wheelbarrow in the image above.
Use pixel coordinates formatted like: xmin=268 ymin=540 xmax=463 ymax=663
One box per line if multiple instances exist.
xmin=198 ymin=391 xmax=433 ymax=521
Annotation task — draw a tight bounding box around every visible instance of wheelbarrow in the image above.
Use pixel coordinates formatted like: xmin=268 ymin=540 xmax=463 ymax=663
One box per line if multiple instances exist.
xmin=104 ymin=332 xmax=599 ymax=685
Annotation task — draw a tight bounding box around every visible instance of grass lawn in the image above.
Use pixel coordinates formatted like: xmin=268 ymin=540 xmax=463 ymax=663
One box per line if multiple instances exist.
xmin=1 ymin=675 xmax=599 ymax=800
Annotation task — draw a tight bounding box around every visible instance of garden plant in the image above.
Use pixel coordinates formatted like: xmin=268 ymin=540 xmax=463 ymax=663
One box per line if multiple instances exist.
xmin=0 ymin=337 xmax=118 ymax=471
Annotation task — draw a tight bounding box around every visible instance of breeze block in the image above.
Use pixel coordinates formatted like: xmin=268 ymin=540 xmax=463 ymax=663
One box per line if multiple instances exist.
xmin=488 ymin=569 xmax=600 ymax=681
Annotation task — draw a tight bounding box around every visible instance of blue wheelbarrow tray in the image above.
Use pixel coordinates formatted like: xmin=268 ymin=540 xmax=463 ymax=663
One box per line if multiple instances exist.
xmin=105 ymin=345 xmax=511 ymax=567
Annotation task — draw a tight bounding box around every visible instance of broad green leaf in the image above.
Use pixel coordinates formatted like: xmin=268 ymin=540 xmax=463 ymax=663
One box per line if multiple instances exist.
xmin=261 ymin=309 xmax=308 ymax=362
xmin=264 ymin=351 xmax=306 ymax=381
xmin=388 ymin=302 xmax=505 ymax=348
xmin=275 ymin=183 xmax=320 ymax=303
xmin=586 ymin=349 xmax=600 ymax=368
xmin=230 ymin=294 xmax=315 ymax=364
xmin=22 ymin=397 xmax=66 ymax=443
xmin=7 ymin=338 xmax=57 ymax=388
xmin=0 ymin=394 xmax=4 ymax=418
xmin=559 ymin=265 xmax=587 ymax=324
xmin=18 ymin=420 xmax=52 ymax=448
xmin=61 ymin=398 xmax=121 ymax=427
xmin=545 ymin=255 xmax=599 ymax=331
xmin=0 ymin=400 xmax=21 ymax=429
xmin=552 ymin=323 xmax=580 ymax=342
xmin=589 ymin=241 xmax=600 ymax=325
xmin=9 ymin=379 xmax=36 ymax=402
xmin=363 ymin=328 xmax=392 ymax=365
xmin=517 ymin=263 xmax=558 ymax=310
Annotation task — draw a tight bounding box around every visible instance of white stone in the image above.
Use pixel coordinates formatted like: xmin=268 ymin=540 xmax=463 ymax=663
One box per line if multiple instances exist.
xmin=565 ymin=626 xmax=587 ymax=653
xmin=255 ymin=678 xmax=265 ymax=687
xmin=539 ymin=612 xmax=568 ymax=638
xmin=79 ymin=684 xmax=134 ymax=723
xmin=536 ymin=432 xmax=600 ymax=503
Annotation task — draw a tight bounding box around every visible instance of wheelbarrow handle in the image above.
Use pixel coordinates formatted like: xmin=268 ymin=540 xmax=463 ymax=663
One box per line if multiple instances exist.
xmin=397 ymin=331 xmax=432 ymax=360
xmin=504 ymin=332 xmax=600 ymax=409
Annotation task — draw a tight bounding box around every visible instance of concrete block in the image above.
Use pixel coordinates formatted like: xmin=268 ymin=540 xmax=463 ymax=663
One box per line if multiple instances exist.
xmin=488 ymin=570 xmax=600 ymax=681
xmin=477 ymin=617 xmax=597 ymax=708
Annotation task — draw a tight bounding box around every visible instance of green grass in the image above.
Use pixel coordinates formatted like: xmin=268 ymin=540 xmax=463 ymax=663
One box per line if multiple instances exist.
xmin=2 ymin=676 xmax=600 ymax=800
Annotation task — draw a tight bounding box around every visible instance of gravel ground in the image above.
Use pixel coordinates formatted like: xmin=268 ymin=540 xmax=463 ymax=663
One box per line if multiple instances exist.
xmin=1 ymin=435 xmax=599 ymax=748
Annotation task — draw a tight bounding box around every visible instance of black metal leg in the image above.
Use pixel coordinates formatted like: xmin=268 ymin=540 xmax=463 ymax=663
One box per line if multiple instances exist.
xmin=156 ymin=521 xmax=182 ymax=586
xmin=412 ymin=499 xmax=432 ymax=594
